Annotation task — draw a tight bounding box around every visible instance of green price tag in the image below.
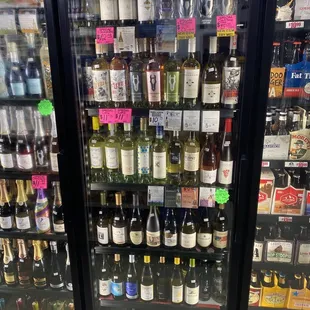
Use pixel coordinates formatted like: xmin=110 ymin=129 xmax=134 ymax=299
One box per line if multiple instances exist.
xmin=38 ymin=99 xmax=54 ymax=116
xmin=215 ymin=188 xmax=230 ymax=204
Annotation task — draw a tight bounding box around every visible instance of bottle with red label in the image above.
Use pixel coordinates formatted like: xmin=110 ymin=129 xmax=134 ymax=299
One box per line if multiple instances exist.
xmin=213 ymin=203 xmax=228 ymax=252
xmin=248 ymin=270 xmax=262 ymax=307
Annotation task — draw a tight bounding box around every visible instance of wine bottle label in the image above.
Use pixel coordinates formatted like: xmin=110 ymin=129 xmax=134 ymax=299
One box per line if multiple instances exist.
xmin=16 ymin=216 xmax=31 ymax=230
xmin=110 ymin=70 xmax=127 ymax=102
xmin=185 ymin=286 xmax=199 ymax=305
xmin=146 ymin=71 xmax=161 ymax=102
xmin=137 ymin=0 xmax=155 ymax=21
xmin=34 ymin=277 xmax=47 ymax=288
xmin=172 ymin=284 xmax=183 ymax=303
xmin=213 ymin=230 xmax=228 ymax=249
xmin=141 ymin=284 xmax=154 ymax=301
xmin=153 ymin=151 xmax=166 ymax=179
xmin=130 ymin=71 xmax=143 ymax=101
xmin=0 ymin=153 xmax=14 ymax=168
xmin=170 ymin=151 xmax=181 ymax=165
xmin=16 ymin=154 xmax=33 ymax=170
xmin=218 ymin=160 xmax=233 ymax=185
xmin=119 ymin=0 xmax=137 ymax=20
xmin=297 ymin=243 xmax=310 ymax=264
xmin=184 ymin=151 xmax=199 ymax=172
xmin=112 ymin=226 xmax=126 ymax=244
xmin=130 ymin=231 xmax=143 ymax=245
xmin=213 ymin=276 xmax=223 ymax=297
xmin=200 ymin=169 xmax=217 ymax=184
xmin=183 ymin=69 xmax=200 ymax=99
xmin=164 ymin=231 xmax=177 ymax=247
xmin=126 ymin=282 xmax=138 ymax=299
xmin=181 ymin=232 xmax=196 ymax=248
xmin=248 ymin=287 xmax=261 ymax=306
xmin=121 ymin=149 xmax=135 ymax=176
xmin=146 ymin=230 xmax=160 ymax=247
xmin=11 ymin=82 xmax=25 ymax=96
xmin=35 ymin=216 xmax=50 ymax=233
xmin=99 ymin=279 xmax=111 ymax=296
xmin=97 ymin=226 xmax=109 ymax=245
xmin=222 ymin=67 xmax=241 ymax=105
xmin=166 ymin=72 xmax=180 ymax=102
xmin=202 ymin=83 xmax=221 ymax=104
xmin=19 ymin=274 xmax=30 ymax=286
xmin=0 ymin=216 xmax=13 ymax=229
xmin=111 ymin=281 xmax=124 ymax=296
xmin=92 ymin=70 xmax=111 ymax=102
xmin=26 ymin=78 xmax=42 ymax=95
xmin=197 ymin=232 xmax=212 ymax=248
xmin=50 ymin=282 xmax=64 ymax=289
xmin=105 ymin=147 xmax=119 ymax=169
xmin=138 ymin=145 xmax=150 ymax=174
xmin=50 ymin=152 xmax=59 ymax=172
xmin=90 ymin=146 xmax=104 ymax=169
xmin=53 ymin=223 xmax=65 ymax=233
xmin=100 ymin=0 xmax=119 ymax=20
xmin=252 ymin=241 xmax=264 ymax=262
xmin=4 ymin=272 xmax=16 ymax=285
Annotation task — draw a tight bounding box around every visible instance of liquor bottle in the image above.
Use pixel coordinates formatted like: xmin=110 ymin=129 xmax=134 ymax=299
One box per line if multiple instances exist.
xmin=146 ymin=38 xmax=162 ymax=108
xmin=181 ymin=38 xmax=200 ymax=108
xmin=15 ymin=180 xmax=31 ymax=232
xmin=152 ymin=126 xmax=167 ymax=184
xmin=137 ymin=117 xmax=152 ymax=183
xmin=52 ymin=181 xmax=65 ymax=234
xmin=164 ymin=39 xmax=181 ymax=106
xmin=111 ymin=254 xmax=125 ymax=300
xmin=105 ymin=124 xmax=121 ymax=182
xmin=16 ymin=239 xmax=31 ymax=288
xmin=65 ymin=243 xmax=73 ymax=291
xmin=34 ymin=111 xmax=49 ymax=169
xmin=163 ymin=208 xmax=177 ymax=248
xmin=146 ymin=206 xmax=160 ymax=247
xmin=25 ymin=34 xmax=43 ymax=98
xmin=112 ymin=192 xmax=127 ymax=246
xmin=221 ymin=35 xmax=241 ymax=109
xmin=110 ymin=39 xmax=128 ymax=107
xmin=171 ymin=257 xmax=183 ymax=304
xmin=253 ymin=225 xmax=264 ymax=262
xmin=185 ymin=258 xmax=199 ymax=305
xmin=158 ymin=0 xmax=175 ymax=19
xmin=137 ymin=0 xmax=155 ymax=22
xmin=0 ymin=52 xmax=8 ymax=98
xmin=92 ymin=41 xmax=111 ymax=105
xmin=99 ymin=0 xmax=119 ymax=22
xmin=89 ymin=116 xmax=105 ymax=182
xmin=0 ymin=180 xmax=13 ymax=231
xmin=32 ymin=240 xmax=47 ymax=289
xmin=180 ymin=208 xmax=196 ymax=249
xmin=97 ymin=191 xmax=109 ymax=245
xmin=126 ymin=254 xmax=139 ymax=300
xmin=129 ymin=193 xmax=143 ymax=246
xmin=218 ymin=118 xmax=233 ymax=187
xmin=197 ymin=207 xmax=212 ymax=250
xmin=50 ymin=111 xmax=59 ymax=172
xmin=0 ymin=109 xmax=15 ymax=169
xmin=157 ymin=256 xmax=169 ymax=301
xmin=265 ymin=112 xmax=273 ymax=135
xmin=202 ymin=37 xmax=221 ymax=108
xmin=200 ymin=260 xmax=211 ymax=301
xmin=98 ymin=254 xmax=111 ymax=297
xmin=213 ymin=204 xmax=228 ymax=251
xmin=49 ymin=241 xmax=64 ymax=290
xmin=140 ymin=255 xmax=154 ymax=302
xmin=2 ymin=238 xmax=17 ymax=287
xmin=167 ymin=131 xmax=183 ymax=185
xmin=118 ymin=0 xmax=137 ymax=22
xmin=277 ymin=112 xmax=288 ymax=135
xmin=8 ymin=42 xmax=26 ymax=98
xmin=34 ymin=189 xmax=51 ymax=234
xmin=16 ymin=109 xmax=34 ymax=171
xmin=212 ymin=260 xmax=226 ymax=303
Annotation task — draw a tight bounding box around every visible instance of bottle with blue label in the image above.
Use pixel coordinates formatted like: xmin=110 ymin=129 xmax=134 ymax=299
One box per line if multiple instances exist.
xmin=126 ymin=254 xmax=138 ymax=300
xmin=111 ymin=254 xmax=125 ymax=300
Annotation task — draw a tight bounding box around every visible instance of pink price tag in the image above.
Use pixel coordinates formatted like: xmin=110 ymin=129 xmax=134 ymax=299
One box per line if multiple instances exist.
xmin=32 ymin=175 xmax=47 ymax=189
xmin=216 ymin=15 xmax=236 ymax=37
xmin=96 ymin=27 xmax=114 ymax=44
xmin=99 ymin=109 xmax=117 ymax=124
xmin=115 ymin=109 xmax=132 ymax=123
xmin=176 ymin=18 xmax=196 ymax=40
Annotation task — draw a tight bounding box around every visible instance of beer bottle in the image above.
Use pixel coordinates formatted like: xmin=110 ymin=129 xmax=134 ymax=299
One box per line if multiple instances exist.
xmin=289 ymin=111 xmax=301 ymax=132
xmin=250 ymin=271 xmax=260 ymax=288
xmin=262 ymin=271 xmax=274 ymax=288
xmin=265 ymin=112 xmax=273 ymax=135
xmin=306 ymin=275 xmax=310 ymax=290
xmin=278 ymin=272 xmax=288 ymax=289
xmin=291 ymin=172 xmax=303 ymax=189
xmin=253 ymin=226 xmax=264 ymax=262
xmin=275 ymin=171 xmax=287 ymax=188
xmin=298 ymin=226 xmax=308 ymax=241
xmin=291 ymin=274 xmax=304 ymax=290
xmin=277 ymin=112 xmax=288 ymax=135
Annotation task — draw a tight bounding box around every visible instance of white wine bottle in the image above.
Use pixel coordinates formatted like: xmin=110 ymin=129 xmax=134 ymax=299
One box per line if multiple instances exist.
xmin=112 ymin=192 xmax=127 ymax=246
xmin=140 ymin=255 xmax=154 ymax=302
xmin=197 ymin=207 xmax=213 ymax=250
xmin=163 ymin=208 xmax=177 ymax=248
xmin=146 ymin=206 xmax=160 ymax=247
xmin=180 ymin=209 xmax=196 ymax=249
xmin=185 ymin=258 xmax=199 ymax=305
xmin=171 ymin=257 xmax=183 ymax=304
xmin=98 ymin=254 xmax=111 ymax=297
xmin=129 ymin=193 xmax=143 ymax=246
xmin=111 ymin=254 xmax=125 ymax=300
xmin=97 ymin=191 xmax=109 ymax=246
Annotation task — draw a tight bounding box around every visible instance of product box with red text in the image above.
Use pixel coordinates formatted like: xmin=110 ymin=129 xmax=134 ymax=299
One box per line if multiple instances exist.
xmin=289 ymin=129 xmax=310 ymax=160
xmin=258 ymin=169 xmax=275 ymax=214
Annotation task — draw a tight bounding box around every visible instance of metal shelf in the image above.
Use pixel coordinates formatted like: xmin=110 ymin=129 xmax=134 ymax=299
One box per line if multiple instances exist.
xmin=0 ymin=230 xmax=67 ymax=240
xmin=0 ymin=170 xmax=59 ymax=181
xmin=252 ymin=262 xmax=308 ymax=273
xmin=261 ymin=160 xmax=310 ymax=169
xmin=256 ymin=214 xmax=310 ymax=225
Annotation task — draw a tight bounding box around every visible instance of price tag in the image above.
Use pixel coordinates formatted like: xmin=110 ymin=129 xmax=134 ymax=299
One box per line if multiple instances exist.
xmin=147 ymin=186 xmax=164 ymax=206
xmin=18 ymin=9 xmax=39 ymax=33
xmin=284 ymin=161 xmax=308 ymax=168
xmin=286 ymin=21 xmax=304 ymax=29
xmin=149 ymin=110 xmax=165 ymax=126
xmin=0 ymin=10 xmax=17 ymax=35
xmin=99 ymin=109 xmax=116 ymax=124
xmin=183 ymin=110 xmax=200 ymax=131
xmin=164 ymin=110 xmax=182 ymax=131
xmin=32 ymin=175 xmax=47 ymax=189
xmin=115 ymin=108 xmax=132 ymax=123
xmin=278 ymin=216 xmax=293 ymax=223
xmin=165 ymin=186 xmax=182 ymax=208
xmin=199 ymin=187 xmax=216 ymax=208
xmin=96 ymin=27 xmax=114 ymax=44
xmin=216 ymin=15 xmax=236 ymax=37
xmin=181 ymin=187 xmax=198 ymax=208
xmin=201 ymin=110 xmax=220 ymax=132
xmin=176 ymin=17 xmax=196 ymax=40
xmin=261 ymin=161 xmax=270 ymax=168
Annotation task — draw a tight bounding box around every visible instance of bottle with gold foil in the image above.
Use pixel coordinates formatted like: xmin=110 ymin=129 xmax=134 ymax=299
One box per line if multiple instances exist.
xmin=34 ymin=189 xmax=51 ymax=234
xmin=112 ymin=193 xmax=127 ymax=246
xmin=32 ymin=240 xmax=47 ymax=289
xmin=0 ymin=179 xmax=14 ymax=231
xmin=17 ymin=239 xmax=32 ymax=288
xmin=52 ymin=182 xmax=65 ymax=234
xmin=32 ymin=300 xmax=39 ymax=310
xmin=15 ymin=180 xmax=31 ymax=232
xmin=2 ymin=238 xmax=17 ymax=286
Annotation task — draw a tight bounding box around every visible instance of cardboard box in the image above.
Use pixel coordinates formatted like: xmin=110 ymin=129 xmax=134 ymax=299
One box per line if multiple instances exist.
xmin=289 ymin=129 xmax=310 ymax=160
xmin=248 ymin=286 xmax=262 ymax=306
xmin=263 ymin=135 xmax=290 ymax=160
xmin=258 ymin=169 xmax=275 ymax=214
xmin=294 ymin=240 xmax=310 ymax=265
xmin=287 ymin=279 xmax=310 ymax=309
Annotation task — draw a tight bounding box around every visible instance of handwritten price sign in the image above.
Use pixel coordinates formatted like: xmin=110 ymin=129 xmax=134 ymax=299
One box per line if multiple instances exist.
xmin=99 ymin=109 xmax=116 ymax=124
xmin=96 ymin=27 xmax=114 ymax=44
xmin=115 ymin=109 xmax=132 ymax=123
xmin=32 ymin=175 xmax=47 ymax=189
xmin=216 ymin=15 xmax=236 ymax=37
xmin=176 ymin=18 xmax=196 ymax=40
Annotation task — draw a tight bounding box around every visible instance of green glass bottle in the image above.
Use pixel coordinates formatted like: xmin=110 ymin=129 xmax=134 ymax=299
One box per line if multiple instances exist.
xmin=167 ymin=131 xmax=183 ymax=185
xmin=152 ymin=126 xmax=167 ymax=184
xmin=185 ymin=258 xmax=199 ymax=305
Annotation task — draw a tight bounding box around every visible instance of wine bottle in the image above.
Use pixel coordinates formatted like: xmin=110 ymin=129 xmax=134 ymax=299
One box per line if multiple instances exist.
xmin=126 ymin=254 xmax=139 ymax=300
xmin=152 ymin=126 xmax=167 ymax=184
xmin=2 ymin=238 xmax=17 ymax=287
xmin=50 ymin=111 xmax=59 ymax=173
xmin=16 ymin=239 xmax=31 ymax=288
xmin=32 ymin=240 xmax=47 ymax=289
xmin=171 ymin=257 xmax=183 ymax=304
xmin=129 ymin=193 xmax=143 ymax=246
xmin=146 ymin=206 xmax=160 ymax=247
xmin=197 ymin=208 xmax=212 ymax=250
xmin=34 ymin=111 xmax=49 ymax=170
xmin=97 ymin=191 xmax=109 ymax=245
xmin=213 ymin=204 xmax=229 ymax=251
xmin=140 ymin=255 xmax=154 ymax=302
xmin=52 ymin=182 xmax=65 ymax=234
xmin=167 ymin=131 xmax=183 ymax=185
xmin=34 ymin=189 xmax=51 ymax=234
xmin=180 ymin=209 xmax=196 ymax=249
xmin=163 ymin=208 xmax=177 ymax=248
xmin=111 ymin=254 xmax=125 ymax=300
xmin=65 ymin=243 xmax=73 ymax=291
xmin=112 ymin=192 xmax=127 ymax=246
xmin=157 ymin=256 xmax=169 ymax=301
xmin=15 ymin=180 xmax=31 ymax=232
xmin=137 ymin=0 xmax=155 ymax=22
xmin=0 ymin=180 xmax=14 ymax=231
xmin=185 ymin=258 xmax=199 ymax=305
xmin=98 ymin=254 xmax=111 ymax=297
xmin=212 ymin=260 xmax=226 ymax=303
xmin=49 ymin=241 xmax=64 ymax=290
xmin=200 ymin=260 xmax=211 ymax=301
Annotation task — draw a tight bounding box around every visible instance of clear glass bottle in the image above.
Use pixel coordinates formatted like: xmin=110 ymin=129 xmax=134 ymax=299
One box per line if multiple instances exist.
xmin=167 ymin=131 xmax=183 ymax=185
xmin=50 ymin=111 xmax=59 ymax=172
xmin=98 ymin=254 xmax=111 ymax=297
xmin=185 ymin=258 xmax=199 ymax=305
xmin=152 ymin=126 xmax=167 ymax=184
xmin=171 ymin=257 xmax=183 ymax=304
xmin=0 ymin=179 xmax=14 ymax=231
xmin=34 ymin=189 xmax=51 ymax=234
xmin=111 ymin=253 xmax=125 ymax=300
xmin=140 ymin=255 xmax=154 ymax=301
xmin=49 ymin=241 xmax=64 ymax=290
xmin=34 ymin=111 xmax=49 ymax=170
xmin=16 ymin=239 xmax=31 ymax=288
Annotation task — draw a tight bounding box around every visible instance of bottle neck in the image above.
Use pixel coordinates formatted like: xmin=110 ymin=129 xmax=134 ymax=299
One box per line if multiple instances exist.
xmin=66 ymin=244 xmax=70 ymax=265
xmin=34 ymin=113 xmax=46 ymax=137
xmin=37 ymin=189 xmax=46 ymax=200
xmin=189 ymin=131 xmax=196 ymax=141
xmin=0 ymin=110 xmax=10 ymax=135
xmin=51 ymin=111 xmax=58 ymax=138
xmin=16 ymin=180 xmax=27 ymax=204
xmin=18 ymin=240 xmax=27 ymax=259
xmin=0 ymin=181 xmax=10 ymax=204
xmin=3 ymin=240 xmax=13 ymax=263
xmin=53 ymin=183 xmax=62 ymax=206
xmin=16 ymin=111 xmax=28 ymax=136
xmin=33 ymin=242 xmax=43 ymax=261
xmin=10 ymin=51 xmax=19 ymax=64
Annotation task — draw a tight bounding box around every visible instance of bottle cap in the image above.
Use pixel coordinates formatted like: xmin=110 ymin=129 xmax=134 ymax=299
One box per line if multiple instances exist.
xmin=295 ymin=274 xmax=302 ymax=279
xmin=115 ymin=254 xmax=120 ymax=261
xmin=115 ymin=192 xmax=122 ymax=206
xmin=100 ymin=191 xmax=107 ymax=206
xmin=124 ymin=123 xmax=131 ymax=132
xmin=189 ymin=258 xmax=195 ymax=267
xmin=129 ymin=254 xmax=135 ymax=263
xmin=140 ymin=117 xmax=148 ymax=131
xmin=108 ymin=123 xmax=116 ymax=131
xmin=92 ymin=116 xmax=100 ymax=131
xmin=134 ymin=38 xmax=139 ymax=54
xmin=209 ymin=36 xmax=217 ymax=54
xmin=144 ymin=255 xmax=150 ymax=263
xmin=188 ymin=37 xmax=196 ymax=53
xmin=159 ymin=256 xmax=165 ymax=263
xmin=174 ymin=257 xmax=180 ymax=265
